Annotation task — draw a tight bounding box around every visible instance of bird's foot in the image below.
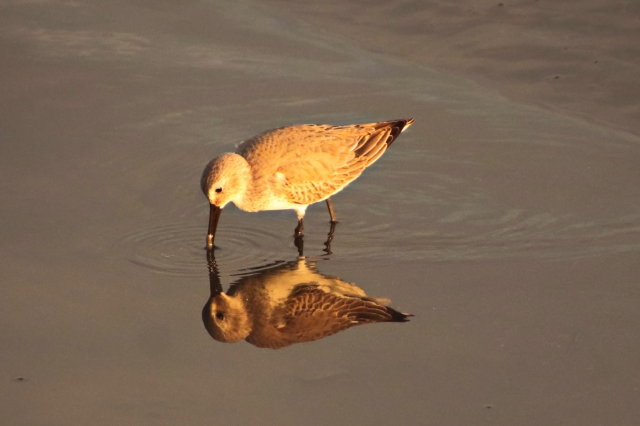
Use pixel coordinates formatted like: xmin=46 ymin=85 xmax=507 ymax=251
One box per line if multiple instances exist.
xmin=323 ymin=222 xmax=337 ymax=255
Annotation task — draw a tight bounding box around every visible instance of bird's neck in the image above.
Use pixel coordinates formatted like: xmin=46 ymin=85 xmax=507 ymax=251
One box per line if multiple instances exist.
xmin=231 ymin=159 xmax=262 ymax=212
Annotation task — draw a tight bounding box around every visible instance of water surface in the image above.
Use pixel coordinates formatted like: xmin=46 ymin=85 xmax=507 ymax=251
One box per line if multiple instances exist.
xmin=1 ymin=1 xmax=639 ymax=425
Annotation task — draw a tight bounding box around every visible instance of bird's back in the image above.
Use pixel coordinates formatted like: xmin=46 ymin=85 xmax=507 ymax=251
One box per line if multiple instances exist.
xmin=235 ymin=119 xmax=413 ymax=206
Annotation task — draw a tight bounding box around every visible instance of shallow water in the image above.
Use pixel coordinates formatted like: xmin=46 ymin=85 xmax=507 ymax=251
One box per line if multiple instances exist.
xmin=2 ymin=0 xmax=639 ymax=425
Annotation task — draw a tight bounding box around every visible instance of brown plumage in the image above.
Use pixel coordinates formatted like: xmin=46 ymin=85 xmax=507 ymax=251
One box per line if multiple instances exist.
xmin=201 ymin=119 xmax=414 ymax=248
xmin=202 ymin=259 xmax=412 ymax=349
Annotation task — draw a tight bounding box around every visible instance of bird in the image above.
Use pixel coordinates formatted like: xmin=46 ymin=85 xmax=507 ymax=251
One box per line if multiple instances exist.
xmin=201 ymin=118 xmax=414 ymax=248
xmin=202 ymin=258 xmax=412 ymax=349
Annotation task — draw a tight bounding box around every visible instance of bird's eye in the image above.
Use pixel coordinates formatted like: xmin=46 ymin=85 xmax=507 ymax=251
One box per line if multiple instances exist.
xmin=215 ymin=187 xmax=223 ymax=193
xmin=215 ymin=312 xmax=225 ymax=320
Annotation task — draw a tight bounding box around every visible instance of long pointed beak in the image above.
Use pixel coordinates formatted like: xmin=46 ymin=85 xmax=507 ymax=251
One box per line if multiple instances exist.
xmin=206 ymin=203 xmax=222 ymax=249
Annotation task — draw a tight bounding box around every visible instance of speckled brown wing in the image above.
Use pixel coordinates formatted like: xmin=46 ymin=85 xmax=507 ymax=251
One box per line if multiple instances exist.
xmin=268 ymin=285 xmax=411 ymax=345
xmin=236 ymin=119 xmax=413 ymax=205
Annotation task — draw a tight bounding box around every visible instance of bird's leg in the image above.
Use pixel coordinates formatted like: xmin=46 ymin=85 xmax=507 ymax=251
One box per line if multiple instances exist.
xmin=294 ymin=218 xmax=304 ymax=236
xmin=294 ymin=234 xmax=304 ymax=257
xmin=323 ymin=221 xmax=336 ymax=255
xmin=326 ymin=198 xmax=337 ymax=223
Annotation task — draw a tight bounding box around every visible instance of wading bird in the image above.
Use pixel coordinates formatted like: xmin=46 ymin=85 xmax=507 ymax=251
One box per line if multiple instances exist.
xmin=201 ymin=118 xmax=414 ymax=248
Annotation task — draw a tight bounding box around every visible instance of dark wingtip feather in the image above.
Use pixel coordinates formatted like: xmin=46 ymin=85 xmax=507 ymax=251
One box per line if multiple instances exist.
xmin=383 ymin=118 xmax=414 ymax=147
xmin=385 ymin=306 xmax=413 ymax=322
xmin=354 ymin=304 xmax=413 ymax=323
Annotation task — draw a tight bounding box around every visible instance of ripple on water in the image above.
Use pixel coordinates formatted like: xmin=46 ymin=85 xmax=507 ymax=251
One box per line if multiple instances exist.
xmin=119 ymin=208 xmax=640 ymax=275
xmin=119 ymin=222 xmax=290 ymax=277
xmin=334 ymin=209 xmax=640 ymax=261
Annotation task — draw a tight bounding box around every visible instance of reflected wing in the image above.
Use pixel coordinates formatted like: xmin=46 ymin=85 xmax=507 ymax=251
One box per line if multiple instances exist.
xmin=236 ymin=120 xmax=413 ymax=205
xmin=271 ymin=285 xmax=411 ymax=344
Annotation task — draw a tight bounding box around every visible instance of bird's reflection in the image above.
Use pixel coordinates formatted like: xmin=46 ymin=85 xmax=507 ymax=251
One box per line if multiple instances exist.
xmin=203 ymin=252 xmax=411 ymax=349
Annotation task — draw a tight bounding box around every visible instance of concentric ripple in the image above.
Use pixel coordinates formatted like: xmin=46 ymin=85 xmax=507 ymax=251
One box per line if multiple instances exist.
xmin=119 ymin=222 xmax=292 ymax=277
xmin=118 ymin=208 xmax=640 ymax=276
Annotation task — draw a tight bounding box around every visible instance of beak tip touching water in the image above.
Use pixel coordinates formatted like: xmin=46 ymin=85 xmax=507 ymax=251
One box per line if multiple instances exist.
xmin=207 ymin=204 xmax=222 ymax=250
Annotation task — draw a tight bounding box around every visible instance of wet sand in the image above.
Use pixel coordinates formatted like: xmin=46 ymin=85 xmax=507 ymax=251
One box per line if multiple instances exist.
xmin=1 ymin=1 xmax=639 ymax=425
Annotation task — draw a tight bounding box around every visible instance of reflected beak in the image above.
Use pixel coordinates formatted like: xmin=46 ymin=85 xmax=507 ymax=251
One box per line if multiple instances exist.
xmin=206 ymin=204 xmax=222 ymax=249
xmin=206 ymin=248 xmax=223 ymax=296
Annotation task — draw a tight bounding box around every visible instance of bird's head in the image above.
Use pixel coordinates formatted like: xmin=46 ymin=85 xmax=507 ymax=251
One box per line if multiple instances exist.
xmin=200 ymin=153 xmax=251 ymax=208
xmin=202 ymin=293 xmax=251 ymax=343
